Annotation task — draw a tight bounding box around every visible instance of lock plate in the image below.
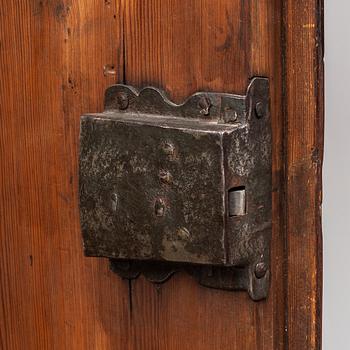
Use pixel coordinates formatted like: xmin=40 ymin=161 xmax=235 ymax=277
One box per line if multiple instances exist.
xmin=79 ymin=77 xmax=271 ymax=300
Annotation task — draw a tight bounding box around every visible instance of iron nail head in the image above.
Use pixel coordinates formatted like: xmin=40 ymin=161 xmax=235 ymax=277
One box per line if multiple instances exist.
xmin=254 ymin=262 xmax=268 ymax=279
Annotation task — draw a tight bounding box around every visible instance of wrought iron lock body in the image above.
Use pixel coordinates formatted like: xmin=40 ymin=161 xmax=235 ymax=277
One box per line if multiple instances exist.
xmin=79 ymin=77 xmax=271 ymax=301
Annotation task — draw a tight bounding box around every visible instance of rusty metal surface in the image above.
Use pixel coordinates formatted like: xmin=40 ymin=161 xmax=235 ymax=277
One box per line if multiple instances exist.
xmin=79 ymin=77 xmax=271 ymax=300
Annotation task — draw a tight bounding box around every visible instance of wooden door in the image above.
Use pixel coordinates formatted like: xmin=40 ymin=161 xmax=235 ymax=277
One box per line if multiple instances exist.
xmin=0 ymin=1 xmax=323 ymax=349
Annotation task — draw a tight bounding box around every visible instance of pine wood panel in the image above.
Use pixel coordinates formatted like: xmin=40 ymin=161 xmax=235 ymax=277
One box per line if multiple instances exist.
xmin=283 ymin=1 xmax=324 ymax=349
xmin=122 ymin=1 xmax=285 ymax=349
xmin=0 ymin=1 xmax=130 ymax=349
xmin=0 ymin=0 xmax=323 ymax=349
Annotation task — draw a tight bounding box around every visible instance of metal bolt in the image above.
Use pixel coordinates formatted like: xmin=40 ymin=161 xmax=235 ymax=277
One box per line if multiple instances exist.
xmin=154 ymin=198 xmax=166 ymax=217
xmin=115 ymin=92 xmax=129 ymax=110
xmin=228 ymin=187 xmax=246 ymax=216
xmin=255 ymin=101 xmax=266 ymax=119
xmin=254 ymin=262 xmax=268 ymax=279
xmin=198 ymin=96 xmax=211 ymax=116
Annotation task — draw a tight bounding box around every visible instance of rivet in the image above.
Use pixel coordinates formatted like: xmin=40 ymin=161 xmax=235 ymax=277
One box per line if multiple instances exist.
xmin=198 ymin=96 xmax=211 ymax=116
xmin=159 ymin=170 xmax=172 ymax=184
xmin=254 ymin=262 xmax=268 ymax=279
xmin=111 ymin=193 xmax=118 ymax=211
xmin=162 ymin=142 xmax=175 ymax=156
xmin=177 ymin=227 xmax=190 ymax=240
xmin=115 ymin=92 xmax=129 ymax=110
xmin=154 ymin=198 xmax=166 ymax=217
xmin=255 ymin=101 xmax=266 ymax=119
xmin=223 ymin=107 xmax=238 ymax=124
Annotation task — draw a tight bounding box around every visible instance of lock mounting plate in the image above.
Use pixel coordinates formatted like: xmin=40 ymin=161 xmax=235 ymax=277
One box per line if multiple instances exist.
xmin=79 ymin=77 xmax=271 ymax=300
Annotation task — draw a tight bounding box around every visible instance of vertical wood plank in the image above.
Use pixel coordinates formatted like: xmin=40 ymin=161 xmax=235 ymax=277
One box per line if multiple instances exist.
xmin=0 ymin=1 xmax=131 ymax=349
xmin=283 ymin=1 xmax=324 ymax=349
xmin=122 ymin=1 xmax=286 ymax=349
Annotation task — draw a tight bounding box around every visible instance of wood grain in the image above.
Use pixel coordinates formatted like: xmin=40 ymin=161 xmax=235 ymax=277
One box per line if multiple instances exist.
xmin=283 ymin=1 xmax=324 ymax=349
xmin=0 ymin=1 xmax=130 ymax=349
xmin=0 ymin=0 xmax=323 ymax=349
xmin=122 ymin=1 xmax=285 ymax=349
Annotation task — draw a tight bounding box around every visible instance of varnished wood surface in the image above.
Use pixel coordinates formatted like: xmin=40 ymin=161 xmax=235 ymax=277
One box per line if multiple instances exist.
xmin=122 ymin=1 xmax=284 ymax=349
xmin=283 ymin=1 xmax=324 ymax=349
xmin=0 ymin=1 xmax=323 ymax=349
xmin=0 ymin=2 xmax=128 ymax=349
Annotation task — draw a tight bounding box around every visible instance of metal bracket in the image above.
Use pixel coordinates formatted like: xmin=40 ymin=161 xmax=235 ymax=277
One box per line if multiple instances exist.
xmin=79 ymin=77 xmax=271 ymax=301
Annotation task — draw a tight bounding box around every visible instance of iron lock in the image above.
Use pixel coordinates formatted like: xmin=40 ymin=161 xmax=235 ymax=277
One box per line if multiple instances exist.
xmin=79 ymin=77 xmax=271 ymax=300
